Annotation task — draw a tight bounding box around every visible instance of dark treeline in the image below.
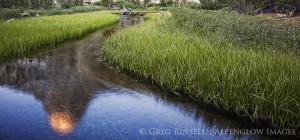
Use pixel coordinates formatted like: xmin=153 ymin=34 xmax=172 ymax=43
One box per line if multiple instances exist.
xmin=0 ymin=0 xmax=84 ymax=9
xmin=202 ymin=0 xmax=300 ymax=8
xmin=185 ymin=0 xmax=300 ymax=12
xmin=203 ymin=0 xmax=300 ymax=5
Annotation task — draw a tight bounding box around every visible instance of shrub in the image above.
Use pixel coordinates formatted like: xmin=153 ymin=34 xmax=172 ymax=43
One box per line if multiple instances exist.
xmin=86 ymin=5 xmax=106 ymax=11
xmin=28 ymin=10 xmax=39 ymax=16
xmin=100 ymin=0 xmax=111 ymax=7
xmin=160 ymin=7 xmax=168 ymax=11
xmin=114 ymin=1 xmax=125 ymax=8
xmin=93 ymin=1 xmax=102 ymax=6
xmin=61 ymin=2 xmax=71 ymax=9
xmin=122 ymin=2 xmax=135 ymax=8
xmin=223 ymin=0 xmax=300 ymax=13
xmin=146 ymin=3 xmax=155 ymax=7
xmin=200 ymin=0 xmax=226 ymax=10
xmin=46 ymin=9 xmax=74 ymax=15
xmin=184 ymin=2 xmax=202 ymax=10
xmin=0 ymin=8 xmax=21 ymax=20
xmin=147 ymin=6 xmax=164 ymax=11
xmin=166 ymin=0 xmax=174 ymax=6
xmin=71 ymin=6 xmax=85 ymax=12
xmin=44 ymin=6 xmax=104 ymax=15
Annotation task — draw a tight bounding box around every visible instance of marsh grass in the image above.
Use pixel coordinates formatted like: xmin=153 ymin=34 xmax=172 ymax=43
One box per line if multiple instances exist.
xmin=0 ymin=6 xmax=106 ymax=20
xmin=0 ymin=11 xmax=119 ymax=60
xmin=104 ymin=13 xmax=300 ymax=129
xmin=168 ymin=8 xmax=300 ymax=55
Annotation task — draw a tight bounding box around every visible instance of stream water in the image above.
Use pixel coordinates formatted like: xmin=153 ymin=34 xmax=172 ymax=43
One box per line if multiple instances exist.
xmin=0 ymin=17 xmax=291 ymax=140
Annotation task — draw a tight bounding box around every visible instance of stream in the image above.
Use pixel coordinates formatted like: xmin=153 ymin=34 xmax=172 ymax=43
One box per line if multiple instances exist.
xmin=0 ymin=17 xmax=288 ymax=140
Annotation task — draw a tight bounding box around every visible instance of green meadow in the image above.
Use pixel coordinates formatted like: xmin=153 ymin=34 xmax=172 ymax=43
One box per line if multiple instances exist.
xmin=0 ymin=11 xmax=119 ymax=60
xmin=103 ymin=12 xmax=300 ymax=129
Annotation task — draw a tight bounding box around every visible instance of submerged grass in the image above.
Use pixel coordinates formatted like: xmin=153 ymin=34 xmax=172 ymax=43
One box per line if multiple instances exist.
xmin=103 ymin=13 xmax=300 ymax=129
xmin=0 ymin=11 xmax=119 ymax=60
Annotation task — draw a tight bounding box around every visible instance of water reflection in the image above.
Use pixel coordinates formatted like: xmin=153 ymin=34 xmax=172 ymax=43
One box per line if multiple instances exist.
xmin=0 ymin=17 xmax=287 ymax=139
xmin=0 ymin=18 xmax=143 ymax=135
xmin=49 ymin=112 xmax=74 ymax=134
xmin=0 ymin=53 xmax=102 ymax=135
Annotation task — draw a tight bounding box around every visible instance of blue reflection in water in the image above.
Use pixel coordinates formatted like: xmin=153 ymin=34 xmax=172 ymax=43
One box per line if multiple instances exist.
xmin=0 ymin=86 xmax=53 ymax=139
xmin=0 ymin=85 xmax=237 ymax=140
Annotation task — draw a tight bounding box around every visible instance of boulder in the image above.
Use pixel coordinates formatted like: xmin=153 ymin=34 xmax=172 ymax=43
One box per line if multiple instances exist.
xmin=276 ymin=14 xmax=287 ymax=18
xmin=253 ymin=8 xmax=262 ymax=14
xmin=6 ymin=18 xmax=16 ymax=22
xmin=20 ymin=12 xmax=29 ymax=17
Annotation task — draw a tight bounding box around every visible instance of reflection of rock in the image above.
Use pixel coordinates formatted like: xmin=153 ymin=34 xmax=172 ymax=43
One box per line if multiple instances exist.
xmin=0 ymin=58 xmax=47 ymax=87
xmin=0 ymin=49 xmax=105 ymax=134
xmin=42 ymin=87 xmax=92 ymax=134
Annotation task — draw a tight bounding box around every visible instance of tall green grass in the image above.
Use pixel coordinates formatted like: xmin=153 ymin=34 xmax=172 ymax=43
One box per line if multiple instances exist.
xmin=0 ymin=6 xmax=106 ymax=20
xmin=103 ymin=13 xmax=300 ymax=129
xmin=0 ymin=11 xmax=119 ymax=60
xmin=168 ymin=8 xmax=300 ymax=55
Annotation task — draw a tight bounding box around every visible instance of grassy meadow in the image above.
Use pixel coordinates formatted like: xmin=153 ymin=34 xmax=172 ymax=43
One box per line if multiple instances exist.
xmin=0 ymin=11 xmax=119 ymax=60
xmin=103 ymin=12 xmax=300 ymax=129
xmin=168 ymin=8 xmax=300 ymax=55
xmin=0 ymin=6 xmax=106 ymax=20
